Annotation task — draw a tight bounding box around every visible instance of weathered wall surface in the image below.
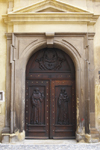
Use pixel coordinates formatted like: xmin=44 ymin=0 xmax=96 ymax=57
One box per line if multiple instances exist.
xmin=0 ymin=0 xmax=7 ymax=141
xmin=0 ymin=0 xmax=100 ymax=142
xmin=94 ymin=16 xmax=100 ymax=130
xmin=13 ymin=23 xmax=88 ymax=33
xmin=13 ymin=0 xmax=41 ymax=10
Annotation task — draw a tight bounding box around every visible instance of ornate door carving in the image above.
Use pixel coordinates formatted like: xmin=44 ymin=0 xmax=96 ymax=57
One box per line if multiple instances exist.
xmin=25 ymin=48 xmax=76 ymax=139
xmin=31 ymin=88 xmax=44 ymax=124
xmin=58 ymin=88 xmax=69 ymax=125
xmin=51 ymin=80 xmax=76 ymax=138
xmin=25 ymin=80 xmax=49 ymax=138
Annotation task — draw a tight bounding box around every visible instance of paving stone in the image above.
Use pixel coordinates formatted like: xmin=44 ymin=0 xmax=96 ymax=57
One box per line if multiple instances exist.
xmin=0 ymin=144 xmax=100 ymax=150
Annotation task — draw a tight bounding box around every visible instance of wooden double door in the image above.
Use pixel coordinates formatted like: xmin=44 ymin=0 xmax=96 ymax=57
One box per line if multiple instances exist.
xmin=25 ymin=48 xmax=76 ymax=139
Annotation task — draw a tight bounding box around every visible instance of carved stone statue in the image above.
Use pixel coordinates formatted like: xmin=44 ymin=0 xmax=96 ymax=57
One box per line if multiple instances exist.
xmin=58 ymin=88 xmax=69 ymax=125
xmin=31 ymin=88 xmax=44 ymax=124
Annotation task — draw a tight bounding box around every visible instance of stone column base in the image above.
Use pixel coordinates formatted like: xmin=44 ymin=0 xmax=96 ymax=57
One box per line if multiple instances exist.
xmin=76 ymin=132 xmax=100 ymax=143
xmin=2 ymin=130 xmax=25 ymax=143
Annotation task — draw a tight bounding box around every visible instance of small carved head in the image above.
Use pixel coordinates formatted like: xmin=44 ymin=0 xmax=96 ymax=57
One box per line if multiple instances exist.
xmin=44 ymin=49 xmax=57 ymax=62
xmin=61 ymin=88 xmax=65 ymax=93
xmin=35 ymin=87 xmax=39 ymax=93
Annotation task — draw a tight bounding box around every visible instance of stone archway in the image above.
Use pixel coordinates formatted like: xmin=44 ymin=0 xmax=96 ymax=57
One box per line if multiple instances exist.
xmin=2 ymin=33 xmax=96 ymax=143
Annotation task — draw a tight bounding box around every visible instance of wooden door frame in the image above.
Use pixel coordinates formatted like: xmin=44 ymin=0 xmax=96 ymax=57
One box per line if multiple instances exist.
xmin=2 ymin=32 xmax=96 ymax=143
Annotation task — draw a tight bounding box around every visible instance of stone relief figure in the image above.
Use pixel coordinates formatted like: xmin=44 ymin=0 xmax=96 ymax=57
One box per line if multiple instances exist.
xmin=31 ymin=88 xmax=44 ymax=124
xmin=58 ymin=88 xmax=69 ymax=125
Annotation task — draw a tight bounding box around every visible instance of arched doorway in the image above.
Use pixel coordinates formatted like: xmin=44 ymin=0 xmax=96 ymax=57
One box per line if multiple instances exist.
xmin=25 ymin=48 xmax=76 ymax=139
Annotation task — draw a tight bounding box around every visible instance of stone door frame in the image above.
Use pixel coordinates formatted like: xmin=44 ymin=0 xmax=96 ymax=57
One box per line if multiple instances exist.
xmin=2 ymin=32 xmax=96 ymax=143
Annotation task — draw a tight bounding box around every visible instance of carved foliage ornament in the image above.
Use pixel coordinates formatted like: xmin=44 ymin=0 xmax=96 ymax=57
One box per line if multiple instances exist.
xmin=36 ymin=49 xmax=65 ymax=70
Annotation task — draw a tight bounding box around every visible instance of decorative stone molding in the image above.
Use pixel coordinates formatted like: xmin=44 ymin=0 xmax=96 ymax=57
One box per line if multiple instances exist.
xmin=2 ymin=0 xmax=99 ymax=25
xmin=11 ymin=0 xmax=90 ymax=13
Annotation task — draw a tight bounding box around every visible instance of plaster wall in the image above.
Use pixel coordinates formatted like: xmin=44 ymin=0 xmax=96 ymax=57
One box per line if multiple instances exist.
xmin=86 ymin=0 xmax=93 ymax=12
xmin=0 ymin=0 xmax=7 ymax=141
xmin=93 ymin=1 xmax=100 ymax=14
xmin=94 ymin=16 xmax=100 ymax=130
xmin=14 ymin=0 xmax=42 ymax=10
xmin=61 ymin=0 xmax=87 ymax=10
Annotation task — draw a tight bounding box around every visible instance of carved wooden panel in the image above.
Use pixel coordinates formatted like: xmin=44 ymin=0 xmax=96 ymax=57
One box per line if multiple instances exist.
xmin=26 ymin=48 xmax=75 ymax=79
xmin=25 ymin=80 xmax=49 ymax=138
xmin=50 ymin=80 xmax=76 ymax=139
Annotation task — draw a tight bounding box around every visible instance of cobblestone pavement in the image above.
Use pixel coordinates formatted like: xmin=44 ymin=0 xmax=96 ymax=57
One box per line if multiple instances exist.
xmin=0 ymin=143 xmax=100 ymax=150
